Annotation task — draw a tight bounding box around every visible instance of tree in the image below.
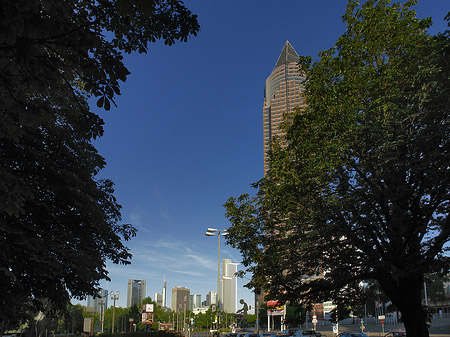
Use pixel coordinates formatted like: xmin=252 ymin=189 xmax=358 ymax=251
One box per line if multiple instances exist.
xmin=329 ymin=304 xmax=351 ymax=324
xmin=0 ymin=0 xmax=199 ymax=330
xmin=425 ymin=273 xmax=449 ymax=306
xmin=224 ymin=1 xmax=450 ymax=337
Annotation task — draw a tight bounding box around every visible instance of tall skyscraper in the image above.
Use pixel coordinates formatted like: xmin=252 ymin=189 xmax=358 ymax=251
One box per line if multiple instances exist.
xmin=171 ymin=287 xmax=190 ymax=313
xmin=190 ymin=294 xmax=202 ymax=310
xmin=263 ymin=41 xmax=305 ymax=174
xmin=162 ymin=279 xmax=167 ymax=307
xmin=261 ymin=42 xmax=325 ymax=318
xmin=127 ymin=279 xmax=146 ymax=308
xmin=206 ymin=291 xmax=217 ymax=307
xmin=154 ymin=278 xmax=168 ymax=308
xmin=221 ymin=258 xmax=238 ymax=313
xmin=155 ymin=292 xmax=163 ymax=307
xmin=87 ymin=288 xmax=108 ymax=313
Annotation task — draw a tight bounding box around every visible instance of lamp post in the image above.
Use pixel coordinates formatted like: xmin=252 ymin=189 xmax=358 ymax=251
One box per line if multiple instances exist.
xmin=205 ymin=227 xmax=228 ymax=330
xmin=110 ymin=291 xmax=119 ymax=333
xmin=99 ymin=300 xmax=105 ymax=333
xmin=184 ymin=295 xmax=187 ymax=332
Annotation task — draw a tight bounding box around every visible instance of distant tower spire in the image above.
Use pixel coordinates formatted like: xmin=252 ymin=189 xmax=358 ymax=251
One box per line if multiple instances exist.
xmin=274 ymin=40 xmax=300 ymax=69
xmin=162 ymin=276 xmax=167 ymax=307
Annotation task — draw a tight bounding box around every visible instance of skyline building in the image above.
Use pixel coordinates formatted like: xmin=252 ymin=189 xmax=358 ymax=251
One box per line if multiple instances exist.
xmin=261 ymin=41 xmax=326 ymax=319
xmin=220 ymin=258 xmax=238 ymax=313
xmin=206 ymin=291 xmax=217 ymax=307
xmin=263 ymin=40 xmax=305 ymax=174
xmin=87 ymin=288 xmax=108 ymax=313
xmin=155 ymin=292 xmax=163 ymax=307
xmin=127 ymin=279 xmax=146 ymax=308
xmin=154 ymin=278 xmax=167 ymax=308
xmin=171 ymin=287 xmax=190 ymax=313
xmin=190 ymin=294 xmax=202 ymax=310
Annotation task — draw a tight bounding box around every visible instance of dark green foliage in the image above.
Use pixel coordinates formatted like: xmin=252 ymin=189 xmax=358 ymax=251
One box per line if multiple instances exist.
xmin=0 ymin=0 xmax=199 ymax=331
xmin=329 ymin=304 xmax=351 ymax=324
xmin=224 ymin=1 xmax=449 ymax=337
xmin=100 ymin=331 xmax=179 ymax=337
xmin=425 ymin=273 xmax=449 ymax=305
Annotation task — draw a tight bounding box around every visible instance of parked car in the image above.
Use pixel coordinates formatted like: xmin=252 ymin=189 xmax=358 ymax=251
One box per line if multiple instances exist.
xmin=336 ymin=333 xmax=368 ymax=337
xmin=384 ymin=332 xmax=406 ymax=337
xmin=282 ymin=330 xmax=297 ymax=336
xmin=293 ymin=330 xmax=320 ymax=337
xmin=243 ymin=333 xmax=266 ymax=337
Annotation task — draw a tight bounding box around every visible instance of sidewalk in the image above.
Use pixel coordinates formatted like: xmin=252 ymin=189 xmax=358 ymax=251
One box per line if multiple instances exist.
xmin=313 ymin=318 xmax=450 ymax=337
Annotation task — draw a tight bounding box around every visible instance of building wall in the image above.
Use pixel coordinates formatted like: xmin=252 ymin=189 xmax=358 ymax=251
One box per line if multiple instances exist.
xmin=127 ymin=279 xmax=146 ymax=308
xmin=190 ymin=294 xmax=201 ymax=310
xmin=155 ymin=292 xmax=163 ymax=307
xmin=171 ymin=287 xmax=190 ymax=313
xmin=221 ymin=259 xmax=238 ymax=313
xmin=87 ymin=288 xmax=109 ymax=313
xmin=263 ymin=41 xmax=305 ymax=175
xmin=206 ymin=291 xmax=217 ymax=307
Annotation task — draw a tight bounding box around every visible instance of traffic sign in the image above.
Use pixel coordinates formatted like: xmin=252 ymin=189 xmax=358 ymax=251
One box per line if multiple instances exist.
xmin=313 ymin=315 xmax=317 ymax=320
xmin=312 ymin=319 xmax=318 ymax=324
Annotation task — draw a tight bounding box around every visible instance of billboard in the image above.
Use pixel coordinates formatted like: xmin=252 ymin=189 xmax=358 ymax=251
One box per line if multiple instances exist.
xmin=142 ymin=312 xmax=154 ymax=324
xmin=142 ymin=304 xmax=154 ymax=313
xmin=267 ymin=300 xmax=285 ymax=316
xmin=83 ymin=318 xmax=93 ymax=333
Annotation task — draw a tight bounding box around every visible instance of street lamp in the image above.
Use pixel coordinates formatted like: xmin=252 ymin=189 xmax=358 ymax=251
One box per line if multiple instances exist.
xmin=99 ymin=300 xmax=105 ymax=333
xmin=205 ymin=227 xmax=228 ymax=330
xmin=110 ymin=291 xmax=119 ymax=333
xmin=184 ymin=295 xmax=187 ymax=332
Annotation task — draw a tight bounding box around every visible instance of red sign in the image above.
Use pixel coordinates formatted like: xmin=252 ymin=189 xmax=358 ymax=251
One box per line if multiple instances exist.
xmin=267 ymin=300 xmax=280 ymax=306
xmin=380 ymin=319 xmax=385 ymax=325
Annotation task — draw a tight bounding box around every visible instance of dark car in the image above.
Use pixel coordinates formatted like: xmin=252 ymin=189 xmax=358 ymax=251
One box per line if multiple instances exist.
xmin=384 ymin=332 xmax=407 ymax=337
xmin=336 ymin=333 xmax=368 ymax=337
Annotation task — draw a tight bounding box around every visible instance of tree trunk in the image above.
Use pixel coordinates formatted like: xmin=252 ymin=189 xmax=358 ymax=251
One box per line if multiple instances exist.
xmin=380 ymin=273 xmax=429 ymax=337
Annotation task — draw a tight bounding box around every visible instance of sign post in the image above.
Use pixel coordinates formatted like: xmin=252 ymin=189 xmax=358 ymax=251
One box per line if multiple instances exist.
xmin=379 ymin=315 xmax=385 ymax=334
xmin=333 ymin=325 xmax=338 ymax=335
xmin=267 ymin=301 xmax=285 ymax=333
xmin=312 ymin=315 xmax=318 ymax=331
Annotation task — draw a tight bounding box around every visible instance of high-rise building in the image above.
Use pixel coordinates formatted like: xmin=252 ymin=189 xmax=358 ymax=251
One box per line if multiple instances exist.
xmin=221 ymin=258 xmax=238 ymax=313
xmin=162 ymin=279 xmax=167 ymax=307
xmin=206 ymin=291 xmax=217 ymax=307
xmin=154 ymin=278 xmax=168 ymax=308
xmin=263 ymin=40 xmax=305 ymax=174
xmin=190 ymin=294 xmax=202 ymax=310
xmin=87 ymin=288 xmax=108 ymax=313
xmin=261 ymin=41 xmax=325 ymax=319
xmin=127 ymin=279 xmax=146 ymax=308
xmin=171 ymin=287 xmax=190 ymax=313
xmin=155 ymin=292 xmax=163 ymax=307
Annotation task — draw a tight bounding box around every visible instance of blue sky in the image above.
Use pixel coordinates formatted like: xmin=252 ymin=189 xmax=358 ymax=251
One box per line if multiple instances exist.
xmin=79 ymin=1 xmax=449 ymax=311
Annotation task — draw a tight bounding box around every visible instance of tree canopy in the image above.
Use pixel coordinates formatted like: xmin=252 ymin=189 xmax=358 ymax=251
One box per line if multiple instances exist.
xmin=224 ymin=1 xmax=449 ymax=337
xmin=0 ymin=0 xmax=199 ymax=331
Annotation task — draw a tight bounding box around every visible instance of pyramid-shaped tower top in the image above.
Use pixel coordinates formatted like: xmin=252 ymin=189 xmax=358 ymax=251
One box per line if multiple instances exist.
xmin=274 ymin=40 xmax=299 ymax=69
